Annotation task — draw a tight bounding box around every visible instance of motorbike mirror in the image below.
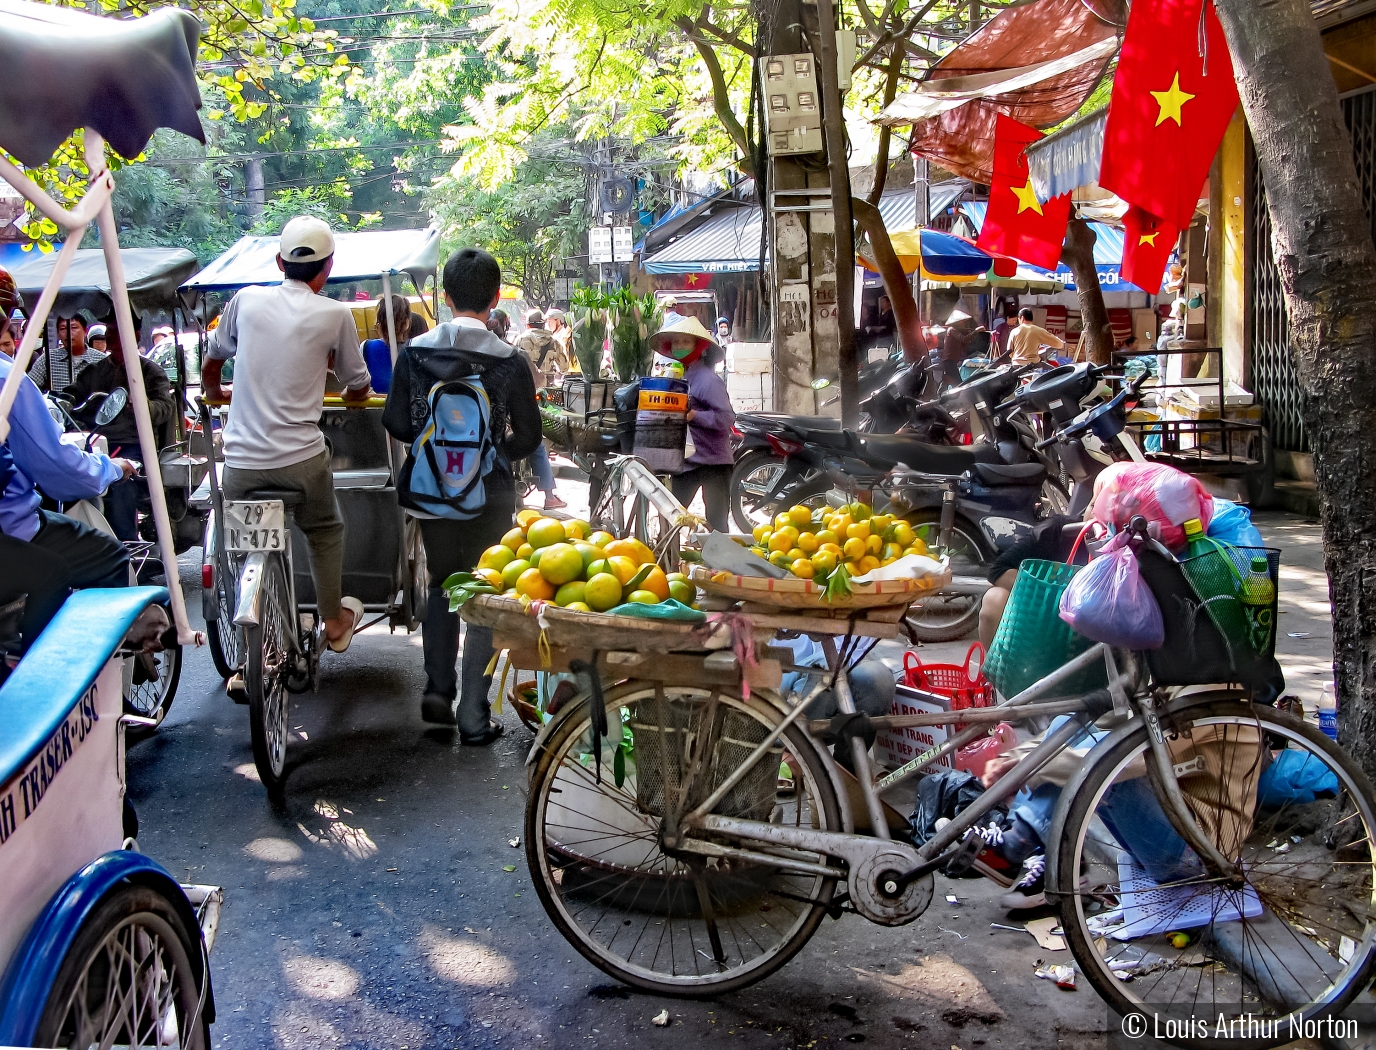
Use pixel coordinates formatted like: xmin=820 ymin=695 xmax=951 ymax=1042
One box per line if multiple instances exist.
xmin=811 ymin=377 xmax=832 ymax=390
xmin=95 ymin=387 xmax=128 ymax=427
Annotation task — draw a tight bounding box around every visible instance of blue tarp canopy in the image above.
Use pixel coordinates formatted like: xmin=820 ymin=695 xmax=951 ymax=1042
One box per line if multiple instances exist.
xmin=959 ymin=202 xmax=1148 ymax=293
xmin=181 ymin=227 xmax=440 ymax=294
xmin=641 ymin=181 xmax=970 ymax=275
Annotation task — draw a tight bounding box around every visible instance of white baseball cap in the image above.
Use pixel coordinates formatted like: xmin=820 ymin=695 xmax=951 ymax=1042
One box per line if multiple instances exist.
xmin=279 ymin=216 xmax=335 ymax=263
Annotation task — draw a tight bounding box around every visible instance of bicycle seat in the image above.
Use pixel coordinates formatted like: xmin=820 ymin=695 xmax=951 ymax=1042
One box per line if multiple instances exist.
xmin=857 ymin=433 xmax=1000 ymax=472
xmin=0 ymin=0 xmax=204 ymax=166
xmin=241 ymin=488 xmax=306 ymax=511
xmin=972 ymin=462 xmax=1046 ymax=487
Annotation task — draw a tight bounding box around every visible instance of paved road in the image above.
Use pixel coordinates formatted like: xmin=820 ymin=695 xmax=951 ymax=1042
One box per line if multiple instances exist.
xmin=128 ymin=505 xmax=1329 ymax=1050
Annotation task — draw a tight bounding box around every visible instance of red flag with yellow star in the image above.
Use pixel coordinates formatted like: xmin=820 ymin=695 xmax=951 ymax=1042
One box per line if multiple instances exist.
xmin=1120 ymin=206 xmax=1178 ymax=293
xmin=976 ymin=115 xmax=1072 ymax=270
xmin=1098 ymin=0 xmax=1239 ymax=230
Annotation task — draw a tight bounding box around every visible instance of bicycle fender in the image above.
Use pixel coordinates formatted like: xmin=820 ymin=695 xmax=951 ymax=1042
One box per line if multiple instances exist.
xmin=233 ymin=550 xmax=271 ymax=627
xmin=201 ymin=515 xmax=219 ymax=622
xmin=0 ymin=850 xmax=214 ymax=1044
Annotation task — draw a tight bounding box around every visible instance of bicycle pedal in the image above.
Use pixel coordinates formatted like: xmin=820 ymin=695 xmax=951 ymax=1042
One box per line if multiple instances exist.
xmin=226 ymin=673 xmax=249 ymax=705
xmin=942 ymin=830 xmax=987 ymax=879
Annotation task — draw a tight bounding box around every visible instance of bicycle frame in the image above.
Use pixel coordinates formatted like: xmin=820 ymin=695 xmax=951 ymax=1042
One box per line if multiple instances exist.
xmin=0 ymin=131 xmax=195 ymax=645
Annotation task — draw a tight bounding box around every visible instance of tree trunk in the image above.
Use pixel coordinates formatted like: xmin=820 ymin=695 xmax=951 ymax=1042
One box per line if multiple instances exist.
xmin=1061 ymin=218 xmax=1113 ymax=363
xmin=853 ymin=199 xmax=931 ymax=358
xmin=1214 ymin=0 xmax=1376 ymax=777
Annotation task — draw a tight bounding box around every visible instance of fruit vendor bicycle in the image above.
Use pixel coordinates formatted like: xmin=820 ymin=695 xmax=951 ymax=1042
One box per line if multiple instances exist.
xmin=495 ymin=519 xmax=1376 ymax=1048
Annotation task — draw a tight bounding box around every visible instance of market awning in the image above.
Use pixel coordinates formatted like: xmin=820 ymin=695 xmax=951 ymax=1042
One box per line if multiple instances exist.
xmin=1025 ymin=108 xmax=1107 ymax=203
xmin=12 ymin=246 xmax=200 ymax=317
xmin=640 ymin=183 xmax=970 ymax=275
xmin=181 ymin=227 xmax=440 ymax=293
xmin=922 ymin=263 xmax=1065 ymax=294
xmin=960 ymin=202 xmax=1148 ymax=292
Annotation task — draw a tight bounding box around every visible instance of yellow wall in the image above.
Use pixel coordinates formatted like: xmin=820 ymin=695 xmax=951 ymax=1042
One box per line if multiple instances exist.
xmin=1219 ymin=109 xmax=1247 ymax=387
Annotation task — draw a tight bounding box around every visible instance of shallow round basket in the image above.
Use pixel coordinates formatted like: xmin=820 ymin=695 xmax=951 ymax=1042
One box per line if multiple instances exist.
xmin=686 ymin=564 xmax=950 ymax=611
xmin=462 ymin=594 xmax=708 ymax=653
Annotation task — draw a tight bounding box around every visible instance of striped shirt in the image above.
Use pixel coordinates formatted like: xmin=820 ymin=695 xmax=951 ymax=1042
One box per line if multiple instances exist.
xmin=26 ymin=346 xmax=107 ymax=392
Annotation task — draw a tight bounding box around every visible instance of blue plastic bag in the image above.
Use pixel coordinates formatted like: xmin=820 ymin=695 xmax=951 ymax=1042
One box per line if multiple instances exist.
xmin=1058 ymin=533 xmax=1166 ymax=649
xmin=1256 ymin=748 xmax=1340 ymax=808
xmin=1207 ymin=498 xmax=1265 ymax=548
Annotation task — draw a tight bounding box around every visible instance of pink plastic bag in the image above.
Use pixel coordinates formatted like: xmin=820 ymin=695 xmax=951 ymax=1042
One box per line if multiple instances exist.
xmin=1090 ymin=463 xmax=1214 ymax=550
xmin=955 ymin=722 xmax=1018 ymax=779
xmin=1058 ymin=532 xmax=1165 ymax=649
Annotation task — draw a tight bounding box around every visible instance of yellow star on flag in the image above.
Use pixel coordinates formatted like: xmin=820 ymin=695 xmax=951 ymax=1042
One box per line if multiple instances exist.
xmin=1011 ymin=178 xmax=1043 ymax=215
xmin=1138 ymin=231 xmax=1158 ymax=246
xmin=1151 ymin=72 xmax=1195 ymax=127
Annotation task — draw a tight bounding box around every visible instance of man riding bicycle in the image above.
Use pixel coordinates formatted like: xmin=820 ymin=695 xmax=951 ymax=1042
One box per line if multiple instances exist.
xmin=201 ymin=216 xmax=371 ymax=661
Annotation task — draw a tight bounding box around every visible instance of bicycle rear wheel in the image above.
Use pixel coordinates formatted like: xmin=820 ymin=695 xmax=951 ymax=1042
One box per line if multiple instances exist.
xmin=1055 ymin=699 xmax=1376 ymax=1049
xmin=123 ymin=642 xmax=182 ymax=727
xmin=246 ymin=557 xmax=292 ymax=801
xmin=526 ymin=683 xmax=842 ymax=996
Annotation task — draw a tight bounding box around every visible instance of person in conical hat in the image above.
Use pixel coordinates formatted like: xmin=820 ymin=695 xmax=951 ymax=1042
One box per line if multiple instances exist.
xmin=649 ymin=315 xmax=734 ymax=531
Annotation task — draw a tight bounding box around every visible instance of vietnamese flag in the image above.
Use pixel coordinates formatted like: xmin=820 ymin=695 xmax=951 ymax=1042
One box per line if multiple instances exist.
xmin=1098 ymin=0 xmax=1239 ymax=230
xmin=977 ymin=115 xmax=1072 ymax=271
xmin=1120 ymin=206 xmax=1177 ymax=293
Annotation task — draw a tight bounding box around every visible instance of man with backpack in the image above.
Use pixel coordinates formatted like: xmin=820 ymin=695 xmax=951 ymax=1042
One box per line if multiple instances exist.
xmin=382 ymin=248 xmax=542 ymax=740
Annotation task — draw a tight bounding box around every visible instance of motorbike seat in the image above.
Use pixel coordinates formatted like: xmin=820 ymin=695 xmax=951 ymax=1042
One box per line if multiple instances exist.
xmin=0 ymin=2 xmax=204 ymax=167
xmin=856 ymin=433 xmax=1001 ymax=472
xmin=748 ymin=413 xmax=842 ymax=431
xmin=973 ymin=462 xmax=1047 ymax=487
xmin=240 ymin=488 xmax=307 ymax=512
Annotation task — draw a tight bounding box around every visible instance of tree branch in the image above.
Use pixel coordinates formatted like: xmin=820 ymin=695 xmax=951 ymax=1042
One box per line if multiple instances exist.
xmin=853 ymin=198 xmax=930 ymax=358
xmin=676 ymin=16 xmax=755 ymax=174
xmin=867 ymin=37 xmax=905 ymax=206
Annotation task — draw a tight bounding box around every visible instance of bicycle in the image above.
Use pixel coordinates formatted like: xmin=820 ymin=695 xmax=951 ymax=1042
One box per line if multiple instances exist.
xmin=520 ymin=531 xmax=1376 ymax=1044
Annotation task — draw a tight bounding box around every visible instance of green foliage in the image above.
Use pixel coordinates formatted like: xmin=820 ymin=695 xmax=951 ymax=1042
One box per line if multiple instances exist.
xmin=569 ymin=284 xmax=609 ymax=378
xmin=606 ymin=289 xmax=663 ymax=381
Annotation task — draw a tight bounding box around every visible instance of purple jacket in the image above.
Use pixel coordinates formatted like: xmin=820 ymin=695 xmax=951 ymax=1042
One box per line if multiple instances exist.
xmin=684 ymin=361 xmax=734 ymax=467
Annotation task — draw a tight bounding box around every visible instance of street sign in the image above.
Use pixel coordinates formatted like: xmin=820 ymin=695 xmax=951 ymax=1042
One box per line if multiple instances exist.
xmin=589 ymin=226 xmax=613 ymax=264
xmin=612 ymin=226 xmax=634 ymax=262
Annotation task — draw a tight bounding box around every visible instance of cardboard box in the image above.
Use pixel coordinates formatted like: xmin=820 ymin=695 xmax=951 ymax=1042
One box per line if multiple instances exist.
xmin=728 ymin=371 xmax=773 ymax=412
xmin=873 ymin=684 xmax=956 ymax=773
xmin=727 ymin=341 xmax=772 ymax=376
xmin=1132 ymin=307 xmax=1158 ymax=347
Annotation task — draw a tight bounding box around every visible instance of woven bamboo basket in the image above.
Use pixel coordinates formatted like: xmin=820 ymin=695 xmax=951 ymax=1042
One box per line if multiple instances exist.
xmin=462 ymin=594 xmax=709 ymax=653
xmin=687 ymin=563 xmax=950 ymax=611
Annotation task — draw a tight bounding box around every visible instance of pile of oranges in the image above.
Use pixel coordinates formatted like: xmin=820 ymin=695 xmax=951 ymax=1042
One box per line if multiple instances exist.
xmin=748 ymin=502 xmax=929 ymax=580
xmin=473 ymin=509 xmax=695 ymax=612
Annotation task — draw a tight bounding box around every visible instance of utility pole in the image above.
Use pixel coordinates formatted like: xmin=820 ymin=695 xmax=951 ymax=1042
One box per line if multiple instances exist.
xmin=816 ymin=0 xmax=858 ymax=426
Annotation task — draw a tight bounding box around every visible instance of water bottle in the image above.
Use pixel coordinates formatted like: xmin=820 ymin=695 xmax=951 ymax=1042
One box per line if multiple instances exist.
xmin=1319 ymin=681 xmax=1338 ymax=742
xmin=1182 ymin=516 xmax=1209 ymax=557
xmin=1238 ymin=554 xmax=1276 ymax=653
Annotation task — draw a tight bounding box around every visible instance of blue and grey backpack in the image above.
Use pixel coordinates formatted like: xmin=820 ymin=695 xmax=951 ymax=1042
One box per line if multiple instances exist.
xmin=403 ymin=367 xmax=498 ymax=520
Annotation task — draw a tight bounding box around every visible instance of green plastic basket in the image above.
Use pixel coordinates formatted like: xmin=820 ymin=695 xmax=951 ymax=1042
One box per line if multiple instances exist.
xmin=982 ymin=558 xmax=1107 ymax=699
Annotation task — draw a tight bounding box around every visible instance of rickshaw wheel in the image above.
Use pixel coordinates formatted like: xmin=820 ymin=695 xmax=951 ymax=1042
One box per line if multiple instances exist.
xmin=123 ymin=642 xmax=183 ymax=729
xmin=34 ymin=884 xmax=208 ymax=1050
xmin=246 ymin=558 xmax=292 ymax=801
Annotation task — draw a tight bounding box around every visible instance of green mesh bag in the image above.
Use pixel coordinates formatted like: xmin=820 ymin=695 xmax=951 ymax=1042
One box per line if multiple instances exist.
xmin=982 ymin=558 xmax=1107 ymax=699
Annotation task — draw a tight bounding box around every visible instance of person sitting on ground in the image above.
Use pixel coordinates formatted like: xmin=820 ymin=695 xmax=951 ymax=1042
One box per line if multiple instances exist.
xmin=651 ymin=316 xmax=734 ymax=533
xmin=513 ymin=308 xmax=566 ymax=511
xmin=28 ymin=311 xmax=105 ymax=392
xmin=201 ymin=216 xmax=370 ymax=662
xmin=382 ymin=248 xmax=542 ymax=740
xmin=361 ymin=294 xmax=412 ymax=394
xmin=66 ymin=311 xmax=177 ymax=542
xmin=0 ymin=267 xmax=135 ymax=651
xmin=1007 ymin=307 xmax=1064 ymax=367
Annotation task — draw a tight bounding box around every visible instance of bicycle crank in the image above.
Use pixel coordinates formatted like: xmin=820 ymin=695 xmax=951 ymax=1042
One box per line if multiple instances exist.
xmin=698 ymin=814 xmax=935 ymax=926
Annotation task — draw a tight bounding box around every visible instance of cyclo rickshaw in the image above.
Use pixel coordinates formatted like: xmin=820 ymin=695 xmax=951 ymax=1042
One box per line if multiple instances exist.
xmin=180 ymin=228 xmax=439 ymax=801
xmin=0 ymin=2 xmax=218 ymax=1044
xmin=469 ymin=456 xmax=1376 ymax=1046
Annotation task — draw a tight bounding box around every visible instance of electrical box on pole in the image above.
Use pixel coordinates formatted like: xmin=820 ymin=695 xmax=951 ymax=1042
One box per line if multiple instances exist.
xmin=762 ymin=54 xmax=825 ymax=156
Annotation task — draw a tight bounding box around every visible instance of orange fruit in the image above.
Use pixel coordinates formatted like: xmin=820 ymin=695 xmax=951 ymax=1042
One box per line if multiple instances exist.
xmin=565 ymin=518 xmax=591 ymax=540
xmin=539 ymin=543 xmax=584 ymax=586
xmin=501 ymin=527 xmax=527 ymax=552
xmin=752 ymin=524 xmax=771 ymax=544
xmin=815 ymin=529 xmax=838 ymax=547
xmin=797 ymin=531 xmax=820 ymax=553
xmin=849 ymin=502 xmax=873 ymax=521
xmin=583 ymin=572 xmax=622 ymax=611
xmin=627 ymin=589 xmax=660 ymax=604
xmin=787 ymin=547 xmax=806 ymax=562
xmin=588 ymin=530 xmax=615 ymax=548
xmin=638 ymin=566 xmax=671 ymax=601
xmin=810 ymin=549 xmax=837 ymax=575
xmin=515 ymin=508 xmax=542 ymax=527
xmin=527 ymin=517 xmax=567 ymax=549
xmin=606 ymin=555 xmax=639 ymax=586
xmin=842 ymin=537 xmax=867 ymax=561
xmin=774 ymin=511 xmax=793 ymax=530
xmin=882 ymin=542 xmax=904 ymax=562
xmin=586 ymin=557 xmax=610 ymax=578
xmin=517 ymin=542 xmax=534 ymax=560
xmin=628 ymin=538 xmax=656 ymax=565
xmin=787 ymin=505 xmax=812 ymax=527
xmin=846 ymin=521 xmax=871 ymax=542
xmin=565 ymin=601 xmax=592 ymax=612
xmin=860 ymin=555 xmax=881 ymax=572
xmin=821 ymin=542 xmax=843 ymax=556
xmin=603 ymin=539 xmax=644 ymax=565
xmin=554 ymin=580 xmax=586 ymax=607
xmin=666 ymin=571 xmax=690 ymax=584
xmin=474 ymin=567 xmax=504 ymax=589
xmin=574 ymin=542 xmax=604 ymax=572
xmin=891 ymin=521 xmax=916 ymax=547
xmin=768 ymin=551 xmax=792 ymax=568
xmin=478 ymin=544 xmax=516 ymax=572
xmin=910 ymin=537 xmax=929 ymax=556
xmin=528 ymin=548 xmax=543 ymax=568
xmin=790 ymin=558 xmax=815 ymax=579
xmin=758 ymin=529 xmax=773 ymax=550
xmin=516 ymin=567 xmax=555 ymax=601
xmin=667 ymin=579 xmax=695 ymax=604
xmin=866 ymin=535 xmax=883 ymax=556
xmin=500 ymin=559 xmax=531 ymax=589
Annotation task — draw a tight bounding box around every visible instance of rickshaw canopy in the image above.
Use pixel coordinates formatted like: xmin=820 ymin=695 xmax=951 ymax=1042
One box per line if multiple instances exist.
xmin=11 ymin=246 xmax=200 ymax=318
xmin=180 ymin=227 xmax=440 ymax=296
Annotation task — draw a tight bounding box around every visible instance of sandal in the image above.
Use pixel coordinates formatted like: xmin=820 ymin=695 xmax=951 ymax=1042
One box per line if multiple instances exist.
xmin=327 ymin=597 xmax=364 ymax=653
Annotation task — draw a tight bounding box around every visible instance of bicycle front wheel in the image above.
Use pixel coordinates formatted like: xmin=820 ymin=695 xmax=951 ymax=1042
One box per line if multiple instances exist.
xmin=246 ymin=557 xmax=292 ymax=801
xmin=1055 ymin=699 xmax=1376 ymax=1049
xmin=526 ymin=683 xmax=842 ymax=996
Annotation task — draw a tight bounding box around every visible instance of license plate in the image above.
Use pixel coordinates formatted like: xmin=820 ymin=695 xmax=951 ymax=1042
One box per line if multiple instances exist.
xmin=223 ymin=500 xmax=287 ymax=552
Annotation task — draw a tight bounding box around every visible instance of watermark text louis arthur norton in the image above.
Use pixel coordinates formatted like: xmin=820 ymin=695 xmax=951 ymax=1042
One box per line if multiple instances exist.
xmin=1116 ymin=1008 xmax=1359 ymax=1046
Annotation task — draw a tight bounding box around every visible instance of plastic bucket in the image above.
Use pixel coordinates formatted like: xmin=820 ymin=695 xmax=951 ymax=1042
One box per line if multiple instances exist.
xmin=632 ymin=376 xmax=689 ymax=473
